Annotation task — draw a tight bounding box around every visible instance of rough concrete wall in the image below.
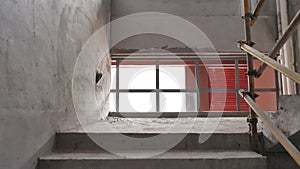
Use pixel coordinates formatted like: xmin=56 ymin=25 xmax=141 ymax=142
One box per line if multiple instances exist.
xmin=111 ymin=0 xmax=277 ymax=52
xmin=263 ymin=95 xmax=300 ymax=169
xmin=0 ymin=0 xmax=111 ymax=169
xmin=264 ymin=95 xmax=300 ymax=147
xmin=96 ymin=55 xmax=111 ymax=119
xmin=56 ymin=0 xmax=111 ymax=131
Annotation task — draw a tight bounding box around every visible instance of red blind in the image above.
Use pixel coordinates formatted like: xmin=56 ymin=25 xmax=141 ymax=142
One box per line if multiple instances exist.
xmin=208 ymin=67 xmax=249 ymax=111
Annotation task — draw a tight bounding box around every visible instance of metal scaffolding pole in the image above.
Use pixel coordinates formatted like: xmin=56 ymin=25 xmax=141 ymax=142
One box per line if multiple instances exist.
xmin=238 ymin=1 xmax=300 ymax=166
xmin=255 ymin=9 xmax=300 ymax=77
xmin=243 ymin=0 xmax=259 ymax=152
xmin=251 ymin=0 xmax=266 ymax=26
xmin=239 ymin=89 xmax=300 ymax=166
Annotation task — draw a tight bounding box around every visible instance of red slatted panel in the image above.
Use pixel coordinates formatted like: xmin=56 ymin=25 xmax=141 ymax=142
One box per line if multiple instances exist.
xmin=239 ymin=68 xmax=248 ymax=89
xmin=238 ymin=68 xmax=249 ymax=111
xmin=208 ymin=67 xmax=249 ymax=111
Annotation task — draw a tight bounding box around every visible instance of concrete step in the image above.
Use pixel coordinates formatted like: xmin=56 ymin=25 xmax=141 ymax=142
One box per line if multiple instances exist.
xmin=109 ymin=112 xmax=249 ymax=118
xmin=38 ymin=150 xmax=266 ymax=169
xmin=54 ymin=133 xmax=252 ymax=152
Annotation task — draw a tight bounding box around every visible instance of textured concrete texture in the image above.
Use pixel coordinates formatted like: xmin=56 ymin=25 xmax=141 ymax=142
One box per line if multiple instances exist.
xmin=38 ymin=150 xmax=266 ymax=169
xmin=60 ymin=117 xmax=263 ymax=134
xmin=39 ymin=117 xmax=266 ymax=169
xmin=1 ymin=0 xmax=299 ymax=168
xmin=263 ymin=95 xmax=300 ymax=148
xmin=54 ymin=133 xmax=252 ymax=152
xmin=96 ymin=55 xmax=111 ymax=119
xmin=0 ymin=0 xmax=111 ymax=169
xmin=111 ymin=0 xmax=277 ymax=52
xmin=263 ymin=95 xmax=300 ymax=169
xmin=53 ymin=117 xmax=262 ymax=153
xmin=40 ymin=150 xmax=265 ymax=160
xmin=55 ymin=0 xmax=111 ymax=131
xmin=267 ymin=152 xmax=299 ymax=169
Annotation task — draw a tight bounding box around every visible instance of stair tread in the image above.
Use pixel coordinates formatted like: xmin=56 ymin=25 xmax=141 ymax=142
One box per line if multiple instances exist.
xmin=59 ymin=117 xmax=263 ymax=134
xmin=40 ymin=150 xmax=265 ymax=160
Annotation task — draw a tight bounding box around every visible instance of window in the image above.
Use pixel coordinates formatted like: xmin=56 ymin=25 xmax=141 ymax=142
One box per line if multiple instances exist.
xmin=109 ymin=56 xmax=277 ymax=114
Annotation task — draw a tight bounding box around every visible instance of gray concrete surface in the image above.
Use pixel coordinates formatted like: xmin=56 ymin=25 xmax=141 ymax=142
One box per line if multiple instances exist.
xmin=111 ymin=0 xmax=277 ymax=52
xmin=267 ymin=152 xmax=299 ymax=169
xmin=96 ymin=55 xmax=111 ymax=119
xmin=54 ymin=133 xmax=252 ymax=152
xmin=47 ymin=118 xmax=265 ymax=169
xmin=0 ymin=0 xmax=298 ymax=169
xmin=60 ymin=117 xmax=263 ymax=134
xmin=263 ymin=95 xmax=300 ymax=169
xmin=54 ymin=117 xmax=262 ymax=152
xmin=0 ymin=0 xmax=111 ymax=169
xmin=264 ymin=95 xmax=300 ymax=148
xmin=38 ymin=150 xmax=266 ymax=169
xmin=40 ymin=150 xmax=265 ymax=160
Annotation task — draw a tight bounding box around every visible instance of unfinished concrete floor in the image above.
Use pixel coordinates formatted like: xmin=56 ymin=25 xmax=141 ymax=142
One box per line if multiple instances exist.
xmin=60 ymin=117 xmax=263 ymax=134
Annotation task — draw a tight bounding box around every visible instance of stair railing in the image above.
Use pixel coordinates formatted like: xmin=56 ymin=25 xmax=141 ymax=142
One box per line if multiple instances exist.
xmin=239 ymin=0 xmax=300 ymax=166
xmin=239 ymin=89 xmax=300 ymax=166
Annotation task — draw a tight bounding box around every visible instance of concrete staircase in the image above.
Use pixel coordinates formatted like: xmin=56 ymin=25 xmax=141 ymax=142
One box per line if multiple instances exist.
xmin=38 ymin=132 xmax=267 ymax=169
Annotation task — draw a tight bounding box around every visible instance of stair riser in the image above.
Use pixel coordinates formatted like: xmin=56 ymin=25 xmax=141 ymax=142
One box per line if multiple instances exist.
xmin=38 ymin=158 xmax=266 ymax=169
xmin=55 ymin=133 xmax=250 ymax=152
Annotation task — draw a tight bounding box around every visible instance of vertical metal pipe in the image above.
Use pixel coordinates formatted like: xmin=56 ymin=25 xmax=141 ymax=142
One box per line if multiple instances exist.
xmin=279 ymin=0 xmax=297 ymax=95
xmin=251 ymin=0 xmax=266 ymax=26
xmin=297 ymin=22 xmax=300 ymax=93
xmin=280 ymin=56 xmax=288 ymax=94
xmin=235 ymin=59 xmax=241 ymax=111
xmin=275 ymin=0 xmax=288 ymax=95
xmin=156 ymin=60 xmax=160 ymax=112
xmin=275 ymin=70 xmax=280 ymax=109
xmin=116 ymin=59 xmax=120 ymax=112
xmin=243 ymin=0 xmax=259 ymax=152
xmin=195 ymin=60 xmax=200 ymax=112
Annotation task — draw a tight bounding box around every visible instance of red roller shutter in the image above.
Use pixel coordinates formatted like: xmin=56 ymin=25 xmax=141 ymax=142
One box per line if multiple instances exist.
xmin=208 ymin=67 xmax=249 ymax=111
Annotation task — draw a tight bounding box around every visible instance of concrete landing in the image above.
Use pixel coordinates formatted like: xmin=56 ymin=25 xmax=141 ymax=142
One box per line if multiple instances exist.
xmin=38 ymin=150 xmax=266 ymax=169
xmin=60 ymin=117 xmax=263 ymax=134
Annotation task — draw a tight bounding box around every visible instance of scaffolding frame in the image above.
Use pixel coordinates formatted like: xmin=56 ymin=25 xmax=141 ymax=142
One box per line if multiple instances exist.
xmin=239 ymin=0 xmax=300 ymax=166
